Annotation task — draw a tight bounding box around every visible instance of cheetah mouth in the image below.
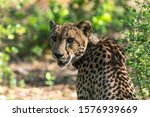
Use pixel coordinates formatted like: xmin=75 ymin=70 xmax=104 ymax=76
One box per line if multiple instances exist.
xmin=57 ymin=58 xmax=71 ymax=67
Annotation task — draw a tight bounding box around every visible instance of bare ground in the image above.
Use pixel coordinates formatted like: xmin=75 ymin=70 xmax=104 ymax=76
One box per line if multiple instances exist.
xmin=0 ymin=85 xmax=76 ymax=100
xmin=0 ymin=60 xmax=77 ymax=100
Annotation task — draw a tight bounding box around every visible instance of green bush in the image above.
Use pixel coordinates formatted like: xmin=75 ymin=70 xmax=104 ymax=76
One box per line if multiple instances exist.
xmin=124 ymin=1 xmax=150 ymax=99
xmin=45 ymin=72 xmax=55 ymax=86
xmin=0 ymin=52 xmax=16 ymax=87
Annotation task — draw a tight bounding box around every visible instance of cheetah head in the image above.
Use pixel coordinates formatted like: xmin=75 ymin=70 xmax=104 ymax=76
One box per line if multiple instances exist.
xmin=49 ymin=20 xmax=92 ymax=68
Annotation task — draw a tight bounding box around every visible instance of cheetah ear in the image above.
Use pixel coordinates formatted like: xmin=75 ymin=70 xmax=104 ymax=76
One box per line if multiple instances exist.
xmin=49 ymin=20 xmax=56 ymax=29
xmin=77 ymin=21 xmax=92 ymax=36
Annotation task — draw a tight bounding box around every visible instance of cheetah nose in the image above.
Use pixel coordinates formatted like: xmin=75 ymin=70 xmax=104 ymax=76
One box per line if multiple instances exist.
xmin=54 ymin=52 xmax=64 ymax=59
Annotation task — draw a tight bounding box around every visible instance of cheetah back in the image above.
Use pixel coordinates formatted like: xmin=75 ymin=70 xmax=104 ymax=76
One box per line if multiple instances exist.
xmin=75 ymin=39 xmax=136 ymax=100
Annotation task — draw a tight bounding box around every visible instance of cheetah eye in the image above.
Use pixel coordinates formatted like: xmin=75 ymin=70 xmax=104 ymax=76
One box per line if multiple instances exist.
xmin=51 ymin=36 xmax=57 ymax=42
xmin=67 ymin=38 xmax=74 ymax=44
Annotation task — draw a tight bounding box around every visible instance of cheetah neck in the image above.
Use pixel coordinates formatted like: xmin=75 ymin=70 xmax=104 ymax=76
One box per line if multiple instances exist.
xmin=71 ymin=42 xmax=94 ymax=69
xmin=72 ymin=34 xmax=100 ymax=69
xmin=88 ymin=34 xmax=100 ymax=45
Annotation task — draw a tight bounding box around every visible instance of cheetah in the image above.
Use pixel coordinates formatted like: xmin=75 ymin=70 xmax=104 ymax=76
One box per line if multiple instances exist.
xmin=49 ymin=20 xmax=136 ymax=100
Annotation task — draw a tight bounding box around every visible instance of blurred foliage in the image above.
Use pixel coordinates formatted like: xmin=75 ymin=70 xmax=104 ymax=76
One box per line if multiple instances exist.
xmin=0 ymin=0 xmax=149 ymax=98
xmin=45 ymin=72 xmax=55 ymax=86
xmin=0 ymin=52 xmax=16 ymax=87
xmin=124 ymin=0 xmax=150 ymax=99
